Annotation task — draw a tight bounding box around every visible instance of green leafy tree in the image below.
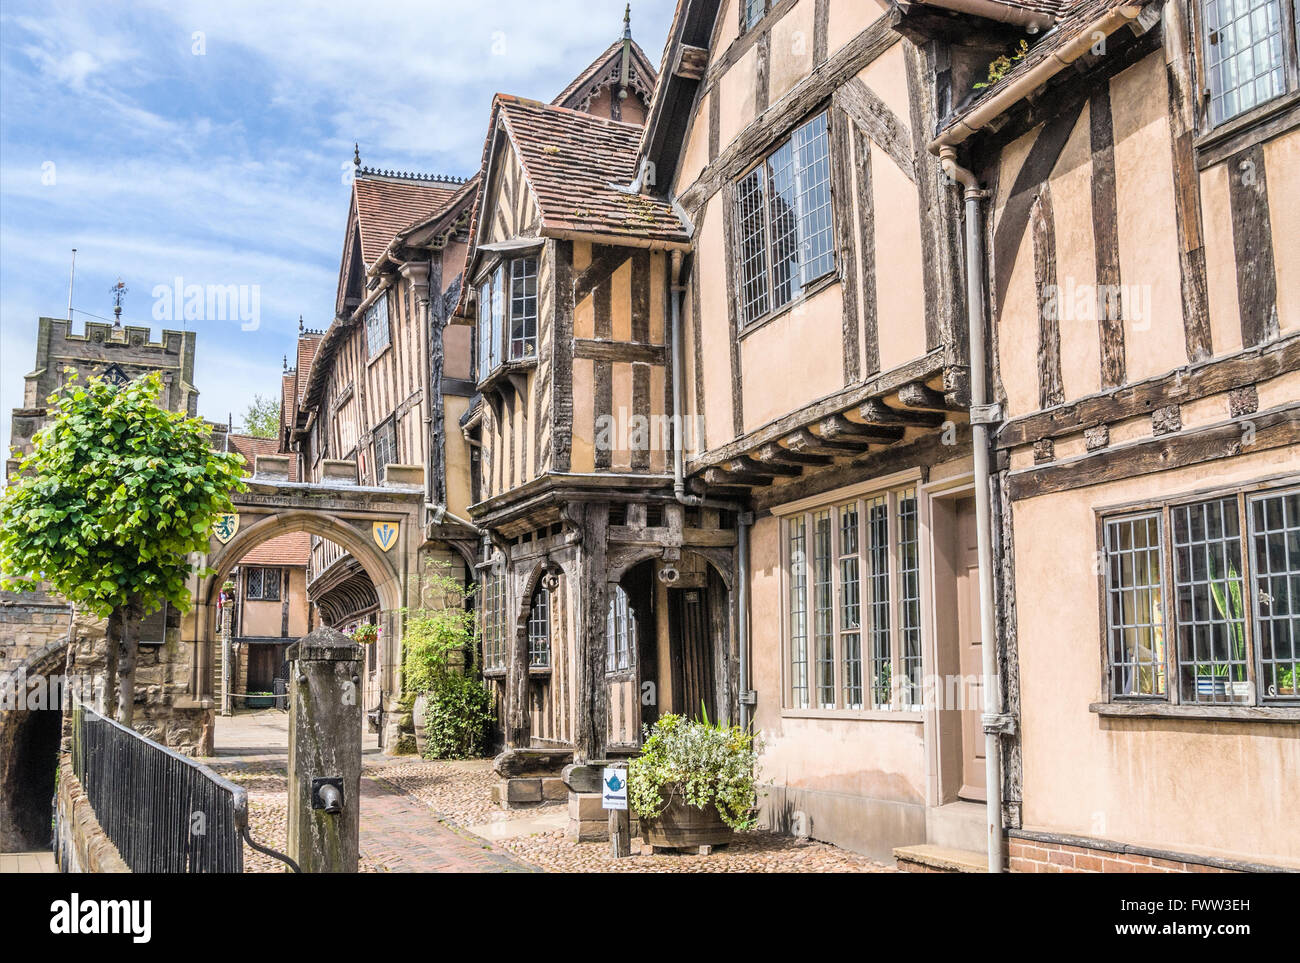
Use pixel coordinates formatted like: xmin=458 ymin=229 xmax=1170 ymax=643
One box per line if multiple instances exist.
xmin=0 ymin=371 xmax=247 ymax=723
xmin=241 ymin=393 xmax=280 ymax=439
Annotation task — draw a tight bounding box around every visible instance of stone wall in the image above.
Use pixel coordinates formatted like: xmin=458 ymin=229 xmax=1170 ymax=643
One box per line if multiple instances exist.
xmin=54 ymin=757 xmax=130 ymax=873
xmin=0 ymin=590 xmax=73 ymax=680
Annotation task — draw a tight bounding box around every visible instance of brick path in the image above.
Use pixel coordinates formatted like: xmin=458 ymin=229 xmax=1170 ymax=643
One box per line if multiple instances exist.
xmin=359 ymin=774 xmax=533 ymax=872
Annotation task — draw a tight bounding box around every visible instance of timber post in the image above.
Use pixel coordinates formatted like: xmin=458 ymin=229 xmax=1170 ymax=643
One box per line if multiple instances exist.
xmin=286 ymin=626 xmax=363 ymax=873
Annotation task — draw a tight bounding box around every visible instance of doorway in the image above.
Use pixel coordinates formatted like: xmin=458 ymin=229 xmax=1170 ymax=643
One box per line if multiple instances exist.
xmin=931 ymin=492 xmax=986 ymax=803
xmin=668 ymin=586 xmax=716 ymax=720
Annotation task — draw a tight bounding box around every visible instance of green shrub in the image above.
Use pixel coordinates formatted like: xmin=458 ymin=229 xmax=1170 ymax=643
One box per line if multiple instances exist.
xmin=423 ymin=673 xmax=495 ymax=759
xmin=402 ymin=561 xmax=476 ymax=695
xmin=627 ymin=712 xmax=761 ymax=831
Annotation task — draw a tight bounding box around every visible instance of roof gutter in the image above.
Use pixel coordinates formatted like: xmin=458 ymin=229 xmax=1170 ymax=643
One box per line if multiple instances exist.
xmin=907 ymin=0 xmax=1056 ymax=31
xmin=928 ymin=4 xmax=1145 ymax=151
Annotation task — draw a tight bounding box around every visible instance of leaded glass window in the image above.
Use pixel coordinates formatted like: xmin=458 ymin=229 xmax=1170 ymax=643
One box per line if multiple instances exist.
xmin=785 ymin=484 xmax=922 ymax=712
xmin=1202 ymin=0 xmax=1290 ymax=124
xmin=1104 ymin=513 xmax=1168 ymax=698
xmin=365 ymin=293 xmax=390 ymax=357
xmin=607 ymin=585 xmax=635 ymax=672
xmin=733 ymin=112 xmax=836 ymax=327
xmin=528 ymin=586 xmax=550 ymax=668
xmin=509 ymin=256 xmax=538 ymax=360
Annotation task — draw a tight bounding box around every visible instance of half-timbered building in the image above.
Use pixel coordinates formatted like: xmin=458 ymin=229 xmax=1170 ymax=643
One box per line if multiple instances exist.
xmin=910 ymin=0 xmax=1300 ymax=872
xmin=284 ymin=160 xmax=480 ymax=744
xmin=466 ymin=0 xmax=1297 ymax=873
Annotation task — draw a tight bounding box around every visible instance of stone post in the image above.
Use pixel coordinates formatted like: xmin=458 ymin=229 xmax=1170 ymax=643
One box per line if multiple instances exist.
xmin=286 ymin=626 xmax=362 ymax=873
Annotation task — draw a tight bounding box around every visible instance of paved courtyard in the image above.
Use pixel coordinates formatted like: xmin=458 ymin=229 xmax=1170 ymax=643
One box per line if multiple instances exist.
xmin=206 ymin=711 xmax=892 ymax=874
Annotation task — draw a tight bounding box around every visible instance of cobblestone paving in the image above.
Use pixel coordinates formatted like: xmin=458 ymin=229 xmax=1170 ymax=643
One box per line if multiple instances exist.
xmin=209 ymin=713 xmax=893 ymax=874
xmin=375 ymin=755 xmax=894 ymax=874
xmin=497 ymin=828 xmax=896 ymax=873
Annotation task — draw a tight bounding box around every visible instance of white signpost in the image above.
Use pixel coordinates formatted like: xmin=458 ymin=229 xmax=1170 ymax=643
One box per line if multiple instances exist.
xmin=601 ymin=768 xmax=628 ymax=810
xmin=602 ymin=766 xmax=631 ymax=857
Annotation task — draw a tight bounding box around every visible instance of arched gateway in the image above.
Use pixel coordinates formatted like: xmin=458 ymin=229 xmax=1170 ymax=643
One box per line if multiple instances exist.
xmin=186 ymin=456 xmax=470 ymax=749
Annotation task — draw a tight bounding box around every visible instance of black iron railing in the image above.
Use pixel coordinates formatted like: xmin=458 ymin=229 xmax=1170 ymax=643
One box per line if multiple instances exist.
xmin=70 ymin=702 xmax=246 ymax=873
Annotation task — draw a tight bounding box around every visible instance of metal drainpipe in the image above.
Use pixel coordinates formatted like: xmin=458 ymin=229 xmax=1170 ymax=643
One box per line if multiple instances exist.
xmin=939 ymin=147 xmax=1005 ymax=873
xmin=669 ymin=251 xmax=753 ymax=731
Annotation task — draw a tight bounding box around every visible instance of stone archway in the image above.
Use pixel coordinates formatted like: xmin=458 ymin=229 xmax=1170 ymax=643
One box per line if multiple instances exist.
xmin=0 ymin=639 xmax=72 ymax=851
xmin=182 ymin=463 xmax=431 ymax=750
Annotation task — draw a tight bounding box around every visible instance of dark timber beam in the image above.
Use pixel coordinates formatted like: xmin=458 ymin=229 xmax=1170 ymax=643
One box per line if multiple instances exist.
xmin=727 ymin=456 xmax=801 ymax=478
xmin=897 ymin=381 xmax=951 ymax=411
xmin=754 ymin=442 xmax=830 ymax=468
xmin=816 ymin=414 xmax=905 ymax=445
xmin=859 ymin=398 xmax=945 ymax=428
xmin=784 ymin=428 xmax=868 ymax=455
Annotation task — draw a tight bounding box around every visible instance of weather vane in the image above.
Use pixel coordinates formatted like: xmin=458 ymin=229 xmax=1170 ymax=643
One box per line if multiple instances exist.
xmin=111 ymin=278 xmax=127 ymax=326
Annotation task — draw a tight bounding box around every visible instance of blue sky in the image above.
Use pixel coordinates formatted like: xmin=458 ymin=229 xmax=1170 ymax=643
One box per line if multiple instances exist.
xmin=0 ymin=0 xmax=674 ymax=455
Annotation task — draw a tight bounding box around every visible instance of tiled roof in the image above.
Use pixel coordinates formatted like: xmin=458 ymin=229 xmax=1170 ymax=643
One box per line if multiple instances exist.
xmin=938 ymin=0 xmax=1153 ymax=139
xmin=295 ymin=334 xmax=321 ymax=403
xmin=353 ymin=175 xmax=462 ymax=267
xmin=552 ymin=37 xmax=656 ymax=111
xmin=227 ymin=432 xmax=294 ymax=479
xmin=494 ymin=96 xmax=688 ymax=244
xmin=240 ymin=531 xmax=310 ymax=567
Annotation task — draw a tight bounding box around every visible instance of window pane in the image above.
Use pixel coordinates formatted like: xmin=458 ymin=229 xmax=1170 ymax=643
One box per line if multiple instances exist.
xmin=839 ymin=503 xmax=862 ymax=709
xmin=477 ymin=280 xmax=492 ymax=379
xmin=766 ymin=138 xmax=801 ymax=310
xmin=1173 ymin=499 xmax=1248 ymax=703
xmin=812 ymin=511 xmax=834 ymax=707
xmin=791 ymin=112 xmax=835 ymax=286
xmin=1105 ymin=514 xmax=1167 ymax=697
xmin=490 ymin=266 xmax=504 ymax=371
xmin=607 ymin=585 xmax=634 ymax=672
xmin=1251 ymin=489 xmax=1300 ymax=700
xmin=737 ymin=166 xmax=770 ymax=325
xmin=865 ymin=495 xmax=892 ymax=709
xmin=789 ymin=516 xmax=808 ymax=708
xmin=1204 ymin=0 xmax=1287 ymax=124
xmin=373 ymin=418 xmax=397 ymax=477
xmin=897 ymin=489 xmax=923 ymax=707
xmin=744 ymin=0 xmax=765 ymax=30
xmin=509 ymin=256 xmax=538 ymax=360
xmin=529 ymin=587 xmax=550 ymax=668
xmin=365 ymin=294 xmax=390 ymax=356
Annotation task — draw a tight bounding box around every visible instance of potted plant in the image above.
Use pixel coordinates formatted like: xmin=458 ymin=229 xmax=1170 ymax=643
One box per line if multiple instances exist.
xmin=245 ymin=691 xmax=274 ymax=709
xmin=1198 ymin=560 xmax=1250 ymax=701
xmin=628 ymin=711 xmax=761 ymax=850
xmin=1274 ymin=666 xmax=1297 ymax=697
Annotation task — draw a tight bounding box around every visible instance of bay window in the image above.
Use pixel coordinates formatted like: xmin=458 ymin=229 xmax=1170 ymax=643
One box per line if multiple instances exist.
xmin=1201 ymin=0 xmax=1300 ymax=126
xmin=476 ymin=254 xmax=538 ymax=381
xmin=783 ymin=483 xmax=923 ymax=712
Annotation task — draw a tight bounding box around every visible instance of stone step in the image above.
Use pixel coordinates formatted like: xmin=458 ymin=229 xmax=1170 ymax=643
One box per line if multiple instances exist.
xmin=894 ymin=844 xmax=988 ymax=873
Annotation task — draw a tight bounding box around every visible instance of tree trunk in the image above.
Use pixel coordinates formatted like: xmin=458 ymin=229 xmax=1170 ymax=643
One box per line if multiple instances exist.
xmin=103 ymin=608 xmax=121 ymax=719
xmin=115 ymin=595 xmax=143 ymax=726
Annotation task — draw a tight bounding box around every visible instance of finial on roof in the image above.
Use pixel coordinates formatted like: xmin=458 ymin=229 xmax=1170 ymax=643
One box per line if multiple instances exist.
xmin=283 ymin=354 xmax=288 ymax=371
xmin=298 ymin=313 xmax=304 ymax=333
xmin=619 ymin=4 xmax=632 ymax=99
xmin=353 ymin=143 xmax=361 ymax=167
xmin=110 ymin=278 xmax=127 ymax=326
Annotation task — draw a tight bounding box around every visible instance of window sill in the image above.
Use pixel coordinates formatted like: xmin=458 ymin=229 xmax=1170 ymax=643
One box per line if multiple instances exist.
xmin=1090 ymin=702 xmax=1300 ymax=723
xmin=781 ymin=707 xmax=924 ymax=723
xmin=366 ymin=343 xmax=392 ymax=367
xmin=737 ymin=270 xmax=838 ymax=342
xmin=1195 ymin=89 xmax=1300 ymax=169
xmin=477 ymin=356 xmax=537 ymax=393
xmin=483 ymin=668 xmax=507 ymax=679
xmin=527 ymin=666 xmax=551 ymax=677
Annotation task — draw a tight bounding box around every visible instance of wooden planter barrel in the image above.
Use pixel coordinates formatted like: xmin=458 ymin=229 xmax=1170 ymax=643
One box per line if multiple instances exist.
xmin=640 ymin=788 xmax=734 ymax=849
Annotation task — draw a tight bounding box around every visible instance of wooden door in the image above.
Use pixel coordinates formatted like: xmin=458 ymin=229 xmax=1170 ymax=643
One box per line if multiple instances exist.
xmin=668 ymin=587 xmax=715 ymax=721
xmin=955 ymin=497 xmax=986 ymax=801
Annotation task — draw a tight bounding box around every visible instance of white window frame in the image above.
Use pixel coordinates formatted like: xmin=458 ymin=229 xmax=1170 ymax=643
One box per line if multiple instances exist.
xmin=475 ymin=254 xmax=539 ymax=382
xmin=778 ymin=472 xmax=926 ymax=717
xmin=364 ymin=292 xmax=391 ymax=358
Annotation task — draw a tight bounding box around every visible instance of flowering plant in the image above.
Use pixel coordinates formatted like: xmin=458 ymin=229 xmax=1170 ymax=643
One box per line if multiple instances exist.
xmin=627 ymin=711 xmax=761 ymax=831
